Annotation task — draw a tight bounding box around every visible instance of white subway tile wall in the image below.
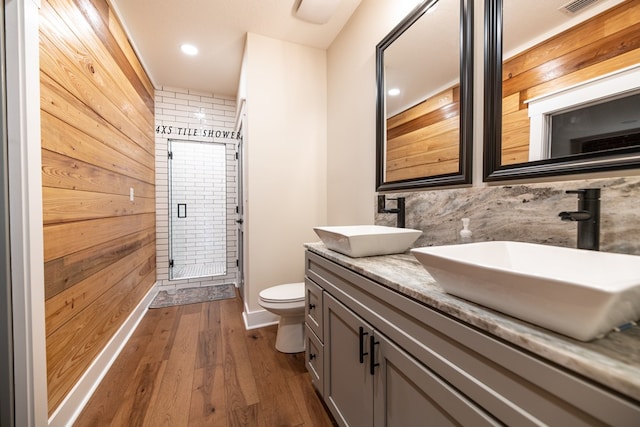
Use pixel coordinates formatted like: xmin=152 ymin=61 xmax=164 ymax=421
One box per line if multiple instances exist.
xmin=155 ymin=87 xmax=239 ymax=291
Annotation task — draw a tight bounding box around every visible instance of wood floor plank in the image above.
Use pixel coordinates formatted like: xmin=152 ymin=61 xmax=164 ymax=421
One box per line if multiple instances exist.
xmin=107 ymin=307 xmax=179 ymax=426
xmin=228 ymin=403 xmax=261 ymax=427
xmin=189 ymin=364 xmax=227 ymax=426
xmin=220 ymin=298 xmax=260 ymax=412
xmin=143 ymin=308 xmax=201 ymax=426
xmin=72 ymin=308 xmax=163 ymax=426
xmin=74 ymin=295 xmax=336 ymax=426
xmin=245 ymin=327 xmax=304 ymax=426
xmin=288 ymin=371 xmax=337 ymax=427
xmin=110 ymin=360 xmax=165 ymax=427
xmin=189 ymin=303 xmax=226 ymax=425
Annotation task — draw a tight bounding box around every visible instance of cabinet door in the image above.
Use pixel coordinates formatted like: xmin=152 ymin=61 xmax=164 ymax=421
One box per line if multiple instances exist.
xmin=324 ymin=293 xmax=374 ymax=427
xmin=372 ymin=333 xmax=499 ymax=427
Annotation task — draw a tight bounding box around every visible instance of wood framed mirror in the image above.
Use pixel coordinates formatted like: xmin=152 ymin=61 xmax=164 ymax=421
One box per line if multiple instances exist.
xmin=484 ymin=0 xmax=640 ymax=181
xmin=376 ymin=0 xmax=474 ymax=191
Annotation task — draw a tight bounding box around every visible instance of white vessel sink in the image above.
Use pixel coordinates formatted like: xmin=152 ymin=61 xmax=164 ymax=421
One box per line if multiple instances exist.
xmin=314 ymin=225 xmax=422 ymax=258
xmin=411 ymin=241 xmax=640 ymax=341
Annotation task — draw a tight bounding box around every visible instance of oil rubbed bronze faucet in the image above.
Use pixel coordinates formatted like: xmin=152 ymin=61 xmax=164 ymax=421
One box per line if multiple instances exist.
xmin=377 ymin=195 xmax=405 ymax=228
xmin=559 ymin=188 xmax=601 ymax=251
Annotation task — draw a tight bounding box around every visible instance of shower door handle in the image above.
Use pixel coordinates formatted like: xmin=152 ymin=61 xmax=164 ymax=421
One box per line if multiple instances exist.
xmin=177 ymin=203 xmax=187 ymax=218
xmin=236 ymin=219 xmax=244 ymax=224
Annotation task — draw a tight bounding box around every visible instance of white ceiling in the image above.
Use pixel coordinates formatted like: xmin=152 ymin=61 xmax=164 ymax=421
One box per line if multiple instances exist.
xmin=109 ymin=0 xmax=624 ymax=101
xmin=109 ymin=0 xmax=362 ymax=97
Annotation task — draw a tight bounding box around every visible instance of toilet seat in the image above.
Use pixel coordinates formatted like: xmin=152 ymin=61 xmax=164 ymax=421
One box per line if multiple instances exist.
xmin=259 ymin=282 xmax=305 ymax=303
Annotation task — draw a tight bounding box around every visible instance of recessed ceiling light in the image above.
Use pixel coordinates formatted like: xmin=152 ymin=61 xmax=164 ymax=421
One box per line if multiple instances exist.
xmin=181 ymin=44 xmax=198 ymax=56
xmin=388 ymin=88 xmax=401 ymax=96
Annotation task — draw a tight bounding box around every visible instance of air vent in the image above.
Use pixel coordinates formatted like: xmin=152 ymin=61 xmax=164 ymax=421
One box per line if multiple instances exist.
xmin=559 ymin=0 xmax=601 ymax=15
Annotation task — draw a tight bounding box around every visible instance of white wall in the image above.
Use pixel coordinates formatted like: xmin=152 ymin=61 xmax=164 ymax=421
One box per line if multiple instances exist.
xmin=242 ymin=33 xmax=328 ymax=315
xmin=326 ymin=0 xmax=424 ymax=225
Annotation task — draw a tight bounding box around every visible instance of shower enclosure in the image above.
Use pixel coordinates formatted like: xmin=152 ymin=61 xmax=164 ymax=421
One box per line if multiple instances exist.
xmin=168 ymin=139 xmax=227 ymax=280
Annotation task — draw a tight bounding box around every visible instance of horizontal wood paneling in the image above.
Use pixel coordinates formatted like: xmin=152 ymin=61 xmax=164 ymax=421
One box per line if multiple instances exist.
xmin=42 ymin=187 xmax=154 ymax=224
xmin=45 ymin=241 xmax=156 ymax=335
xmin=386 ymin=86 xmax=460 ymax=181
xmin=77 ymin=0 xmax=155 ymax=112
xmin=106 ymin=7 xmax=155 ymax=98
xmin=46 ymin=266 xmax=156 ymax=412
xmin=42 ymin=149 xmax=154 ymax=197
xmin=501 ymin=1 xmax=640 ymax=163
xmin=387 ymin=159 xmax=459 ymax=183
xmin=521 ymin=48 xmax=640 ymax=103
xmin=387 ymin=87 xmax=459 ymax=141
xmin=387 ymin=88 xmax=456 ymax=131
xmin=41 ymin=73 xmax=154 ymax=171
xmin=501 ymin=108 xmax=530 ymax=166
xmin=41 ymin=110 xmax=154 ymax=184
xmin=44 ymin=227 xmax=155 ymax=299
xmin=40 ymin=0 xmax=155 ymax=415
xmin=43 ymin=213 xmax=155 ymax=262
xmin=39 ymin=1 xmax=154 ymax=154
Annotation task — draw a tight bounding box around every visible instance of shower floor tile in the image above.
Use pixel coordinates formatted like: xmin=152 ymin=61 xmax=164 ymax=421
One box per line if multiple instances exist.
xmin=171 ymin=262 xmax=226 ymax=280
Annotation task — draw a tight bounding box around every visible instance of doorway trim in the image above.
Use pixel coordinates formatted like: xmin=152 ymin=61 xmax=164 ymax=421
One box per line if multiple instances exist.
xmin=5 ymin=0 xmax=48 ymax=425
xmin=1 ymin=0 xmax=15 ymax=423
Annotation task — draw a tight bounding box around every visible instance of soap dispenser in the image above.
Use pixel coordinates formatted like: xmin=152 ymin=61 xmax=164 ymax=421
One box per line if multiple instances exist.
xmin=459 ymin=218 xmax=473 ymax=243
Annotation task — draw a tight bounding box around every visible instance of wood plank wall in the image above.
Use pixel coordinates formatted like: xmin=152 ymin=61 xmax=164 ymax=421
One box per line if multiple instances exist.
xmin=501 ymin=0 xmax=640 ymax=165
xmin=386 ymin=86 xmax=460 ymax=182
xmin=40 ymin=0 xmax=155 ymax=414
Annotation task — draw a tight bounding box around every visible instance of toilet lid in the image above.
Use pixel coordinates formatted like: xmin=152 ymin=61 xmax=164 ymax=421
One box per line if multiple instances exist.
xmin=259 ymin=282 xmax=305 ymax=303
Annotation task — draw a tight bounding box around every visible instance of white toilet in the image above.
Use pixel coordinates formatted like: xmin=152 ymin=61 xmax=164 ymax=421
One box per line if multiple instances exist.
xmin=258 ymin=282 xmax=306 ymax=353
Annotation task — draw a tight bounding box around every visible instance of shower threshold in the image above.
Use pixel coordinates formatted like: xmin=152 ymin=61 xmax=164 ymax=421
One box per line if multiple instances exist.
xmin=171 ymin=262 xmax=226 ymax=280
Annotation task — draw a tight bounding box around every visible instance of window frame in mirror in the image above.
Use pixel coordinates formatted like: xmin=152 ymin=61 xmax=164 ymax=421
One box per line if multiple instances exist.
xmin=483 ymin=0 xmax=640 ymax=182
xmin=376 ymin=0 xmax=474 ymax=191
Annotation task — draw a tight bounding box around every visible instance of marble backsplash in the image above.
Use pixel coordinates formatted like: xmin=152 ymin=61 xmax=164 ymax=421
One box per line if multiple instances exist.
xmin=375 ymin=176 xmax=640 ymax=255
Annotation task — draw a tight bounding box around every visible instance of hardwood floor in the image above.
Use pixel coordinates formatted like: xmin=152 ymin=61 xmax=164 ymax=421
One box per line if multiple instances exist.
xmin=74 ymin=295 xmax=336 ymax=426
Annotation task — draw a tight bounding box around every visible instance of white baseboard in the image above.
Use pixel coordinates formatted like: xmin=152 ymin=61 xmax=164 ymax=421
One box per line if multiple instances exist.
xmin=242 ymin=302 xmax=280 ymax=330
xmin=48 ymin=283 xmax=159 ymax=427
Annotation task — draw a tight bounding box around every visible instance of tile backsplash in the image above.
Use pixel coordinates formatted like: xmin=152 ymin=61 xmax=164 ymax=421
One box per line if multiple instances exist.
xmin=375 ymin=176 xmax=640 ymax=255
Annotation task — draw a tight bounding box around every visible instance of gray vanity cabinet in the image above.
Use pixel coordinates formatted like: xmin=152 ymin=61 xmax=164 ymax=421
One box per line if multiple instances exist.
xmin=308 ymin=256 xmax=498 ymax=427
xmin=304 ymin=250 xmax=640 ymax=427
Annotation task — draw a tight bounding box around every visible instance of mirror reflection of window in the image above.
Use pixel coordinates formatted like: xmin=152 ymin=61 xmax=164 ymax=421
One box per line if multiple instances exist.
xmin=500 ymin=0 xmax=638 ymax=166
xmin=550 ymin=93 xmax=640 ymax=158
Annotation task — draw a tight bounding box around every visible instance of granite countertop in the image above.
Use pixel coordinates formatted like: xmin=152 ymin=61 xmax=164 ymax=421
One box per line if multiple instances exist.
xmin=305 ymin=242 xmax=640 ymax=403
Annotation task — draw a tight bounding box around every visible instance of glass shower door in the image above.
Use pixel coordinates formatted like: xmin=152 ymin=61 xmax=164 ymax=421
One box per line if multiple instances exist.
xmin=169 ymin=139 xmax=227 ymax=280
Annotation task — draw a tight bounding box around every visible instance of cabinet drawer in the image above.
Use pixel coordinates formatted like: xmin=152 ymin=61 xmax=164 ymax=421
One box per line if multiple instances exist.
xmin=305 ymin=277 xmax=323 ymax=340
xmin=305 ymin=324 xmax=324 ymax=396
